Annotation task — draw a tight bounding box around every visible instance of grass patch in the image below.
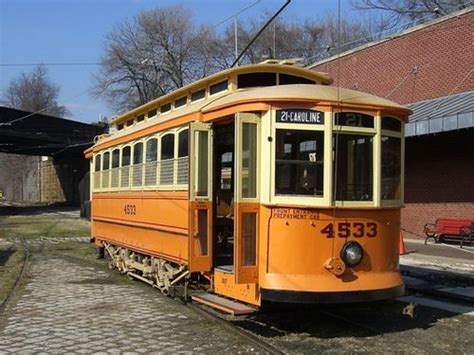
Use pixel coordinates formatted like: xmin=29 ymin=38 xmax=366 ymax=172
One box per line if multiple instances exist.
xmin=0 ymin=215 xmax=90 ymax=240
xmin=0 ymin=246 xmax=25 ymax=306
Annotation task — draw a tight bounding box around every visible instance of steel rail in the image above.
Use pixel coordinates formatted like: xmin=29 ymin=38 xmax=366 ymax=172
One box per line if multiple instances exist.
xmin=186 ymin=301 xmax=284 ymax=354
xmin=0 ymin=237 xmax=30 ymax=312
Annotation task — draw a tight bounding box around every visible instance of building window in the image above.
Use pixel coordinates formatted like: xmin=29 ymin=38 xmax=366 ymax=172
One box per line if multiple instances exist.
xmin=275 ymin=130 xmax=324 ymax=196
xmin=334 ymin=134 xmax=373 ymax=201
xmin=381 ymin=136 xmax=401 ymax=200
xmin=160 ymin=133 xmax=175 ymax=185
xmin=137 ymin=114 xmax=145 ymax=123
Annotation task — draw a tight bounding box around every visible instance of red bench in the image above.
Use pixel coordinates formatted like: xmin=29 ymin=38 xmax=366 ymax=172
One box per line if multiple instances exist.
xmin=424 ymin=218 xmax=474 ymax=248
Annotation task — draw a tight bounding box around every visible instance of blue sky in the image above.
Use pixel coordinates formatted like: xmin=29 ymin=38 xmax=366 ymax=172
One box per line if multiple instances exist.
xmin=0 ymin=0 xmax=353 ymax=123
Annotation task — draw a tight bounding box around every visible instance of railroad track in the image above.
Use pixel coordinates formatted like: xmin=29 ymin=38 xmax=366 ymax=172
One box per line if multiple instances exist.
xmin=0 ymin=237 xmax=30 ymax=312
xmin=186 ymin=301 xmax=284 ymax=354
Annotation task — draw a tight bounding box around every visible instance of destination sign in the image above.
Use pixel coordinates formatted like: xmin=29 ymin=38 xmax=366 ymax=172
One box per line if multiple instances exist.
xmin=276 ymin=109 xmax=324 ymax=124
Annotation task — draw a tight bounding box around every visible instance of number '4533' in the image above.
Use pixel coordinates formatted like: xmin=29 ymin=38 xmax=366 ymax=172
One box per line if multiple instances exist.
xmin=320 ymin=222 xmax=377 ymax=238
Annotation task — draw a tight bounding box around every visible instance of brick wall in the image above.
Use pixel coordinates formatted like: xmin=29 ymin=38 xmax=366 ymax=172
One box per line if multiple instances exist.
xmin=402 ymin=130 xmax=474 ymax=238
xmin=310 ymin=9 xmax=474 ymax=104
xmin=40 ymin=158 xmax=67 ymax=203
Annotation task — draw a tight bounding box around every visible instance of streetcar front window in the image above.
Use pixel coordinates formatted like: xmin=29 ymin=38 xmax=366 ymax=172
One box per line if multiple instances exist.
xmin=275 ymin=130 xmax=324 ymax=196
xmin=334 ymin=134 xmax=373 ymax=201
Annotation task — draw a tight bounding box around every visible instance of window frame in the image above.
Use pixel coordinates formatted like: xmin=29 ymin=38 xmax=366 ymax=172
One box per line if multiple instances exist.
xmin=175 ymin=126 xmax=190 ymax=190
xmin=270 ymin=109 xmax=330 ymax=206
xmin=380 ymin=115 xmax=405 ymax=207
xmin=119 ymin=144 xmax=132 ymax=191
xmin=333 ymin=110 xmax=377 ymax=208
xmin=93 ymin=152 xmax=102 ymax=192
xmin=143 ymin=135 xmax=160 ymax=190
xmin=131 ymin=140 xmax=145 ymax=190
xmin=158 ymin=131 xmax=176 ymax=190
xmin=101 ymin=149 xmax=111 ymax=191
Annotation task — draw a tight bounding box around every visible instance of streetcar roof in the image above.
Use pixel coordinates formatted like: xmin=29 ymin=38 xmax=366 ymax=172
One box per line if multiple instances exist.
xmin=111 ymin=62 xmax=333 ymax=126
xmin=91 ymin=83 xmax=411 ymax=152
xmin=202 ymin=84 xmax=412 ymax=114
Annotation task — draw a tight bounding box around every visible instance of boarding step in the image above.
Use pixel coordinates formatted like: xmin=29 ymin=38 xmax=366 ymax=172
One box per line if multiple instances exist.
xmin=191 ymin=293 xmax=256 ymax=316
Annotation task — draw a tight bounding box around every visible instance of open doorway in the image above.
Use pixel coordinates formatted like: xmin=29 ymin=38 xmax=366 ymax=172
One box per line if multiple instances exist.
xmin=213 ymin=122 xmax=235 ymax=271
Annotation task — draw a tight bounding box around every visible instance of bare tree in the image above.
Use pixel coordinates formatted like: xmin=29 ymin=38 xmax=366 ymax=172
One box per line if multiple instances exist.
xmin=93 ymin=5 xmax=379 ymax=111
xmin=92 ymin=6 xmax=219 ymax=113
xmin=1 ymin=65 xmax=69 ymax=117
xmin=218 ymin=15 xmax=373 ymax=66
xmin=351 ymin=0 xmax=473 ymax=28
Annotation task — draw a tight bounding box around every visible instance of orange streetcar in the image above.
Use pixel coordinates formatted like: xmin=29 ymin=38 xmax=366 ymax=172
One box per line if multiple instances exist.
xmin=85 ymin=60 xmax=410 ymax=313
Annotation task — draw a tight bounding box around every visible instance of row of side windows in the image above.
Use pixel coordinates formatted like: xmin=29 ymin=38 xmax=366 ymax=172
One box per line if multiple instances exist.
xmin=93 ymin=127 xmax=189 ymax=191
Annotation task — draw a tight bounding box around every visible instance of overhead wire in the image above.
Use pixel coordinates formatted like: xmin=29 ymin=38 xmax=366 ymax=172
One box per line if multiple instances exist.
xmin=0 ymin=0 xmax=264 ymax=126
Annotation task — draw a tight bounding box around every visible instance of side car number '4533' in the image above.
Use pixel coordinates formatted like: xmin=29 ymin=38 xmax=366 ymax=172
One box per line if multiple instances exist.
xmin=320 ymin=222 xmax=377 ymax=238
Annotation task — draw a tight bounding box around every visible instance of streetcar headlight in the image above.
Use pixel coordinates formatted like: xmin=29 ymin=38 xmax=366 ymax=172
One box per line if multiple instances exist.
xmin=340 ymin=241 xmax=363 ymax=267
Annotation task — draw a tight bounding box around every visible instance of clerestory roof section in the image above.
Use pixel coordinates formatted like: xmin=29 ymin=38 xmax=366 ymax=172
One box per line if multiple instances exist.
xmin=406 ymin=91 xmax=474 ymax=137
xmin=111 ymin=62 xmax=333 ymax=127
xmin=203 ymin=84 xmax=412 ymax=116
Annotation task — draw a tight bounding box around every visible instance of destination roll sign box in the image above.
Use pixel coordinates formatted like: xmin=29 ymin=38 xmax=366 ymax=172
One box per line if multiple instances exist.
xmin=276 ymin=109 xmax=324 ymax=124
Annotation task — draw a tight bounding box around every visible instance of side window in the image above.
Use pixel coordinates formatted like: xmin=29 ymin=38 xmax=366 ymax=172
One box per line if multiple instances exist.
xmin=381 ymin=136 xmax=401 ymax=200
xmin=111 ymin=149 xmax=120 ymax=188
xmin=101 ymin=152 xmax=110 ymax=189
xmin=177 ymin=129 xmax=189 ymax=185
xmin=145 ymin=138 xmax=158 ymax=186
xmin=120 ymin=146 xmax=131 ymax=188
xmin=334 ymin=134 xmax=373 ymax=201
xmin=132 ymin=142 xmax=144 ymax=187
xmin=94 ymin=154 xmax=101 ymax=190
xmin=160 ymin=133 xmax=175 ymax=185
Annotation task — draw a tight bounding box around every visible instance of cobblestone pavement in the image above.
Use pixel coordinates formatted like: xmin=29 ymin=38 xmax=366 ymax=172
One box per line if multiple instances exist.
xmin=0 ymin=256 xmax=255 ymax=354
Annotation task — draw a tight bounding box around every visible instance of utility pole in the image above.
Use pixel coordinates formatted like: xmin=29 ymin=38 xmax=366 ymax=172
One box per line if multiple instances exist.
xmin=234 ymin=18 xmax=238 ymax=62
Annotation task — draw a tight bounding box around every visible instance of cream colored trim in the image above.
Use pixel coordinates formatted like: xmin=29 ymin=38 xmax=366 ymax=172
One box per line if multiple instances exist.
xmin=333 ymin=126 xmax=376 ymax=134
xmin=157 ymin=131 xmax=176 ymax=191
xmin=174 ymin=126 xmax=190 ymax=190
xmin=274 ymin=122 xmax=325 ymax=131
xmin=235 ymin=112 xmax=260 ymax=203
xmin=374 ymin=115 xmax=382 ymax=207
xmin=190 ymin=121 xmax=213 ymax=201
xmin=335 ymin=201 xmax=376 ymax=208
xmin=323 ymin=111 xmax=333 ymax=205
xmin=101 ymin=148 xmax=112 ymax=192
xmin=260 ymin=110 xmax=272 ymax=204
xmin=270 ymin=109 xmax=329 ymax=206
xmin=89 ymin=159 xmax=93 ymax=198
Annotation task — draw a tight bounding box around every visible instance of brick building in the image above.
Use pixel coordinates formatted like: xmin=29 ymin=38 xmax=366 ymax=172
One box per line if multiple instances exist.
xmin=309 ymin=8 xmax=474 ymax=239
